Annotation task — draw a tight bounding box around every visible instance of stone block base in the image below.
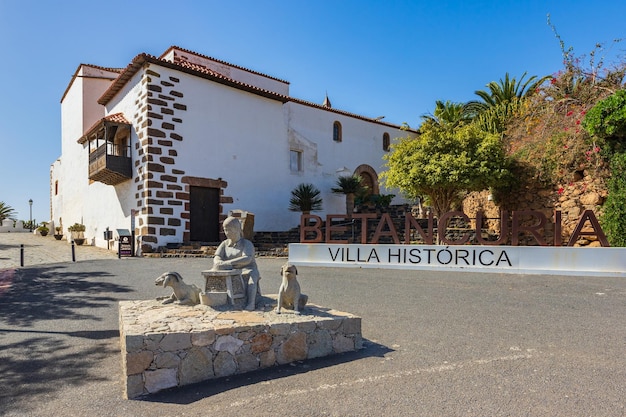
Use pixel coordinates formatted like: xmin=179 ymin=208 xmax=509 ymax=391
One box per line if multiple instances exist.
xmin=119 ymin=297 xmax=362 ymax=399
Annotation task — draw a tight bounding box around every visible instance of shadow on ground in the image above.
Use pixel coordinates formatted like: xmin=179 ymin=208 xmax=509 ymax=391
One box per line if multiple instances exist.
xmin=0 ymin=331 xmax=119 ymax=416
xmin=141 ymin=339 xmax=394 ymax=405
xmin=0 ymin=265 xmax=133 ymax=326
xmin=0 ymin=264 xmax=135 ymax=415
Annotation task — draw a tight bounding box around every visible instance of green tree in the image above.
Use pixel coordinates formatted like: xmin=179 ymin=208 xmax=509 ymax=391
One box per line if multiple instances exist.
xmin=381 ymin=124 xmax=512 ymax=217
xmin=332 ymin=175 xmax=366 ymax=216
xmin=288 ymin=183 xmax=323 ymax=214
xmin=421 ymin=100 xmax=471 ymax=131
xmin=466 ymin=72 xmax=549 ymax=133
xmin=0 ymin=202 xmax=17 ymax=222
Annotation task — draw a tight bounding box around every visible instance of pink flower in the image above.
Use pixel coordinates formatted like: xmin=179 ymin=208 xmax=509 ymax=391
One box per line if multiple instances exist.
xmin=564 ymin=145 xmax=569 ymax=149
xmin=558 ymin=187 xmax=564 ymax=195
xmin=576 ymin=120 xmax=581 ymax=125
xmin=581 ymin=110 xmax=587 ymax=116
xmin=595 ymin=146 xmax=601 ymax=152
xmin=566 ymin=111 xmax=574 ymax=116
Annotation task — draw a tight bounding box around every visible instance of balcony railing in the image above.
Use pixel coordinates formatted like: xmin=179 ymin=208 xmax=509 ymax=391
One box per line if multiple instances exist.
xmin=88 ymin=143 xmax=132 ymax=185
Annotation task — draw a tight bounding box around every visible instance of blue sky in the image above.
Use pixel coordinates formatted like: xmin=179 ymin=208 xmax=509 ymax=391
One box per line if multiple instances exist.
xmin=0 ymin=0 xmax=624 ymax=223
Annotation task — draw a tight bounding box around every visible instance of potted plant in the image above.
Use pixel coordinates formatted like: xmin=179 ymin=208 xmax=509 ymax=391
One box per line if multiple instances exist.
xmin=36 ymin=223 xmax=49 ymax=237
xmin=68 ymin=223 xmax=86 ymax=245
xmin=54 ymin=226 xmax=64 ymax=240
xmin=289 ymin=183 xmax=323 ymax=214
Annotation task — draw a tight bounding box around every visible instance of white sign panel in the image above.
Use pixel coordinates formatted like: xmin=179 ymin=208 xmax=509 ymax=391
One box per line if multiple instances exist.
xmin=288 ymin=244 xmax=626 ymax=277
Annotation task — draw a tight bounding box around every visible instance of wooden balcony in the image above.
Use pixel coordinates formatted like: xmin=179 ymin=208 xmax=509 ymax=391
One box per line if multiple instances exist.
xmin=89 ymin=144 xmax=132 ymax=185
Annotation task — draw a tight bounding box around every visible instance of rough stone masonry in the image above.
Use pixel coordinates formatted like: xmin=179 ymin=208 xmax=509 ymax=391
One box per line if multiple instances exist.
xmin=119 ymin=297 xmax=362 ymax=399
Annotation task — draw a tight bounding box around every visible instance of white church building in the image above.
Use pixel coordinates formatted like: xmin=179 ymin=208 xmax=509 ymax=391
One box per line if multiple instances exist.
xmin=51 ymin=46 xmax=417 ymax=253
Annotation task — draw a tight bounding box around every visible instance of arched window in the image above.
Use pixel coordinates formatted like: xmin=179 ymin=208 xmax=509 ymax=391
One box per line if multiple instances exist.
xmin=383 ymin=133 xmax=390 ymax=151
xmin=333 ymin=121 xmax=342 ymax=142
xmin=354 ymin=164 xmax=380 ymax=195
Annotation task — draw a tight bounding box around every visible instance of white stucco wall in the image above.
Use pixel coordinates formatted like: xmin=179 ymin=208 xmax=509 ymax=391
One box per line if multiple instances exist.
xmin=159 ymin=66 xmax=414 ymax=232
xmin=53 ymin=65 xmax=137 ymax=248
xmin=85 ymin=71 xmax=143 ymax=249
xmin=164 ymin=68 xmax=289 ymax=231
xmin=53 ymin=51 xmax=417 ymax=250
xmin=283 ymin=102 xmax=414 ymax=223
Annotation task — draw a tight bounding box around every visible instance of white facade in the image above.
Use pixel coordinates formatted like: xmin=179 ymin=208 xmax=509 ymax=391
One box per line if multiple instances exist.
xmin=51 ymin=46 xmax=417 ymax=252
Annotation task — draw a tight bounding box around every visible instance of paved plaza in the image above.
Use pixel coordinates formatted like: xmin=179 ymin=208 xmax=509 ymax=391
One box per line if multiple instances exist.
xmin=0 ymin=232 xmax=119 ymax=269
xmin=0 ymin=233 xmax=625 ymax=416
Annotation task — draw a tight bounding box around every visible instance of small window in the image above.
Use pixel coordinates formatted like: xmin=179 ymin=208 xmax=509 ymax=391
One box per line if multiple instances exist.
xmin=333 ymin=121 xmax=342 ymax=142
xmin=290 ymin=150 xmax=303 ymax=172
xmin=55 ymin=180 xmax=59 ymax=195
xmin=383 ymin=133 xmax=390 ymax=151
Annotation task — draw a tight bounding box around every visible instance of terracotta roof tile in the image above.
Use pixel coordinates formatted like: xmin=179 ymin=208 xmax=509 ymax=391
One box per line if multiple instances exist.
xmin=96 ymin=47 xmax=416 ymax=132
xmin=77 ymin=112 xmax=131 ymax=144
xmin=162 ymin=45 xmax=290 ymax=85
xmin=103 ymin=112 xmax=131 ymax=125
xmin=60 ymin=64 xmax=123 ymax=103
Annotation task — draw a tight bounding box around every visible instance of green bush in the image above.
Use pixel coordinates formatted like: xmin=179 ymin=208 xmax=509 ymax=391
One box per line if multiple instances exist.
xmin=289 ymin=183 xmax=323 ymax=213
xmin=600 ymin=152 xmax=626 ymax=246
xmin=582 ymin=90 xmax=626 ymax=142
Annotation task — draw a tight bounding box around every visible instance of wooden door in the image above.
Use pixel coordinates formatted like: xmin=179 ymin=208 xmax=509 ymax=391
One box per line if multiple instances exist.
xmin=189 ymin=186 xmax=220 ymax=242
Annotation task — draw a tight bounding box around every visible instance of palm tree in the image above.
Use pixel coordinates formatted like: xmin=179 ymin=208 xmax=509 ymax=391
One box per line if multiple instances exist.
xmin=0 ymin=202 xmax=16 ymax=222
xmin=468 ymin=72 xmax=547 ymax=111
xmin=465 ymin=72 xmax=550 ymax=133
xmin=421 ymin=100 xmax=471 ymax=131
xmin=289 ymin=183 xmax=323 ymax=214
xmin=332 ymin=175 xmax=365 ymax=216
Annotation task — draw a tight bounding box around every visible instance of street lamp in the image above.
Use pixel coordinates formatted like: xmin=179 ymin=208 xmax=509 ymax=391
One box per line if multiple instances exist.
xmin=28 ymin=199 xmax=33 ymax=231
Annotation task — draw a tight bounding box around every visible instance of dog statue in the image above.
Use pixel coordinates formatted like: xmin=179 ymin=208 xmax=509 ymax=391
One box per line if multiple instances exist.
xmin=275 ymin=263 xmax=308 ymax=314
xmin=155 ymin=271 xmax=201 ymax=306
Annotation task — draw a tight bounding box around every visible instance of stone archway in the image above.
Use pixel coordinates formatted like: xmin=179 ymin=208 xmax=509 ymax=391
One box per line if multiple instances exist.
xmin=354 ymin=164 xmax=379 ymax=196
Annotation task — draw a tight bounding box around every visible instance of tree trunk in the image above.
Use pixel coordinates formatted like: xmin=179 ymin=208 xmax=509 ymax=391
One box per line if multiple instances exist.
xmin=345 ymin=193 xmax=355 ymax=217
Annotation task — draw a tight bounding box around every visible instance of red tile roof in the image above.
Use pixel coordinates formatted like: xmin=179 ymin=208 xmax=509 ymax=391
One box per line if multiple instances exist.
xmin=77 ymin=113 xmax=131 ymax=144
xmin=95 ymin=47 xmax=415 ymax=132
xmin=60 ymin=64 xmax=123 ymax=103
xmin=162 ymin=45 xmax=290 ymax=85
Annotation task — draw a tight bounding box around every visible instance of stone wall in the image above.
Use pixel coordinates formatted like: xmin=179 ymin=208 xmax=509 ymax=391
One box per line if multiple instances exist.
xmin=120 ymin=298 xmax=362 ymax=399
xmin=462 ymin=172 xmax=608 ymax=246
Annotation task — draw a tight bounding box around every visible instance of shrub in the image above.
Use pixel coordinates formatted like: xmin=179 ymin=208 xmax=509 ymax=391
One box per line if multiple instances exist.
xmin=582 ymin=89 xmax=626 ymax=149
xmin=289 ymin=183 xmax=323 ymax=213
xmin=600 ymin=152 xmax=626 ymax=246
xmin=68 ymin=223 xmax=86 ymax=232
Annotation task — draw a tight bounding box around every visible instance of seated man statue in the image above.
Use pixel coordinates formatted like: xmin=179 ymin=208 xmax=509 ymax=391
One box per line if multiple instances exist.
xmin=212 ymin=216 xmax=261 ymax=310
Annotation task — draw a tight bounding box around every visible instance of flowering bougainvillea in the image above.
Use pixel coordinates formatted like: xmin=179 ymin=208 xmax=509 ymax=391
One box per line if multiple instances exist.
xmin=504 ymin=32 xmax=624 ymax=187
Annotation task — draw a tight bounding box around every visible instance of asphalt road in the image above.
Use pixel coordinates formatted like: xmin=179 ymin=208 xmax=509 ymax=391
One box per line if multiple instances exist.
xmin=1 ymin=254 xmax=625 ymax=416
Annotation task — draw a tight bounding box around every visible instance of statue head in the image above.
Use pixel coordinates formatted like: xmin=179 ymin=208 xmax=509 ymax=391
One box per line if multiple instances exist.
xmin=223 ymin=217 xmax=242 ymax=244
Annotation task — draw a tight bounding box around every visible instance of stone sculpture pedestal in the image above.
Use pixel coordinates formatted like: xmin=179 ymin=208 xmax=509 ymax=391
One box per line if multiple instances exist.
xmin=119 ymin=297 xmax=362 ymax=399
xmin=201 ymin=269 xmax=245 ymax=307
